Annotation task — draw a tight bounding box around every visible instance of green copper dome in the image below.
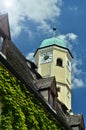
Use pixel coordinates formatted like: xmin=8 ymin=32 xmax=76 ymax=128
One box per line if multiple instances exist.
xmin=40 ymin=37 xmax=67 ymax=48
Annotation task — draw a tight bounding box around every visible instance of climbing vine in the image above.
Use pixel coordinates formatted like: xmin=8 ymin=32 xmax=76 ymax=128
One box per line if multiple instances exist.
xmin=0 ymin=64 xmax=64 ymax=130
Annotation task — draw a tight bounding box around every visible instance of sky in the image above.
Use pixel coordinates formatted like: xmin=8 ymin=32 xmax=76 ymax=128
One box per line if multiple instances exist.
xmin=0 ymin=0 xmax=86 ymax=127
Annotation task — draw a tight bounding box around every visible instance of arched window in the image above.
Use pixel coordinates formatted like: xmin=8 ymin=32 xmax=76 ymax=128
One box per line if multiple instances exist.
xmin=56 ymin=58 xmax=63 ymax=67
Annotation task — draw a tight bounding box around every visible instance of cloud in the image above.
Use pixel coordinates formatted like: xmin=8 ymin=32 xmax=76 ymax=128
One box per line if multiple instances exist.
xmin=57 ymin=33 xmax=78 ymax=50
xmin=58 ymin=33 xmax=84 ymax=88
xmin=57 ymin=33 xmax=77 ymax=42
xmin=66 ymin=33 xmax=78 ymax=41
xmin=0 ymin=0 xmax=63 ymax=37
xmin=26 ymin=52 xmax=34 ymax=62
xmin=1 ymin=1 xmax=84 ymax=88
xmin=73 ymin=78 xmax=84 ymax=88
xmin=72 ymin=58 xmax=84 ymax=88
xmin=72 ymin=58 xmax=82 ymax=75
xmin=37 ymin=21 xmax=53 ymax=35
xmin=21 ymin=0 xmax=62 ymax=22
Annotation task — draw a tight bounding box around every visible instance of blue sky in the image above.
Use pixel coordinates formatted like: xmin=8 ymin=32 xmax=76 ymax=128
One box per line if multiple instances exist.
xmin=0 ymin=0 xmax=86 ymax=127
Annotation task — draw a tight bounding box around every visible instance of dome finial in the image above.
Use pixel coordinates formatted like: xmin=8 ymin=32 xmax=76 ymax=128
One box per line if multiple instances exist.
xmin=53 ymin=26 xmax=56 ymax=37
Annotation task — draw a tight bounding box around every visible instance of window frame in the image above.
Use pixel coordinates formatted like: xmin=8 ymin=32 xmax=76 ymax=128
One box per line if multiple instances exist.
xmin=48 ymin=89 xmax=56 ymax=109
xmin=0 ymin=36 xmax=4 ymax=51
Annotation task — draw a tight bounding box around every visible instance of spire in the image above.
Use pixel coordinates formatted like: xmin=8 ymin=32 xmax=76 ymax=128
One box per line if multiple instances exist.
xmin=53 ymin=26 xmax=56 ymax=37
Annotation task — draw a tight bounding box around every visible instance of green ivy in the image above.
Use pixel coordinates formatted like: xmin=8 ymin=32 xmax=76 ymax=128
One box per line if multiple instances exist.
xmin=0 ymin=64 xmax=64 ymax=130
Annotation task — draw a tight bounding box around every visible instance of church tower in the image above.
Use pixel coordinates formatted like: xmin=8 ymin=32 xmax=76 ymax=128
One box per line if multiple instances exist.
xmin=34 ymin=28 xmax=73 ymax=110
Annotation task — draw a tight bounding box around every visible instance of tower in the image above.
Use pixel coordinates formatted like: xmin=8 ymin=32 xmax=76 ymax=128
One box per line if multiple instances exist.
xmin=34 ymin=28 xmax=73 ymax=110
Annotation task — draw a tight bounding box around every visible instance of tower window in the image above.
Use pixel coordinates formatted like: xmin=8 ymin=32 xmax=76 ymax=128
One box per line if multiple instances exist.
xmin=56 ymin=58 xmax=63 ymax=67
xmin=0 ymin=36 xmax=4 ymax=50
xmin=49 ymin=93 xmax=54 ymax=107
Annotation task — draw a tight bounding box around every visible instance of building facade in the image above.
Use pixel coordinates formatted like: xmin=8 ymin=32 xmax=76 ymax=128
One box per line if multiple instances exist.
xmin=34 ymin=28 xmax=73 ymax=110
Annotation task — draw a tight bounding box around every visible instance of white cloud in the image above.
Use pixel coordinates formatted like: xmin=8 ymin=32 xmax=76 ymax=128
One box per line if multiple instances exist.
xmin=73 ymin=78 xmax=84 ymax=88
xmin=1 ymin=1 xmax=85 ymax=88
xmin=57 ymin=33 xmax=84 ymax=88
xmin=21 ymin=0 xmax=62 ymax=22
xmin=72 ymin=59 xmax=82 ymax=75
xmin=66 ymin=33 xmax=78 ymax=41
xmin=38 ymin=21 xmax=52 ymax=34
xmin=0 ymin=0 xmax=63 ymax=37
xmin=72 ymin=58 xmax=84 ymax=88
xmin=57 ymin=33 xmax=77 ymax=42
xmin=57 ymin=33 xmax=78 ymax=50
xmin=26 ymin=52 xmax=34 ymax=62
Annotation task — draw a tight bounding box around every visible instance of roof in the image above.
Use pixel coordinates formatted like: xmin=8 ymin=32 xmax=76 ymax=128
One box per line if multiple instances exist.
xmin=40 ymin=37 xmax=67 ymax=48
xmin=37 ymin=76 xmax=55 ymax=89
xmin=0 ymin=13 xmax=11 ymax=39
xmin=34 ymin=37 xmax=73 ymax=59
xmin=66 ymin=114 xmax=85 ymax=128
xmin=26 ymin=59 xmax=37 ymax=69
xmin=26 ymin=59 xmax=42 ymax=80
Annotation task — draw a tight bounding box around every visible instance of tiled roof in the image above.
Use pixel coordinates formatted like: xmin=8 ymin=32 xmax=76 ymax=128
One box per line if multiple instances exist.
xmin=37 ymin=76 xmax=55 ymax=89
xmin=66 ymin=114 xmax=83 ymax=126
xmin=0 ymin=14 xmax=6 ymax=21
xmin=26 ymin=59 xmax=42 ymax=80
xmin=0 ymin=13 xmax=11 ymax=39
